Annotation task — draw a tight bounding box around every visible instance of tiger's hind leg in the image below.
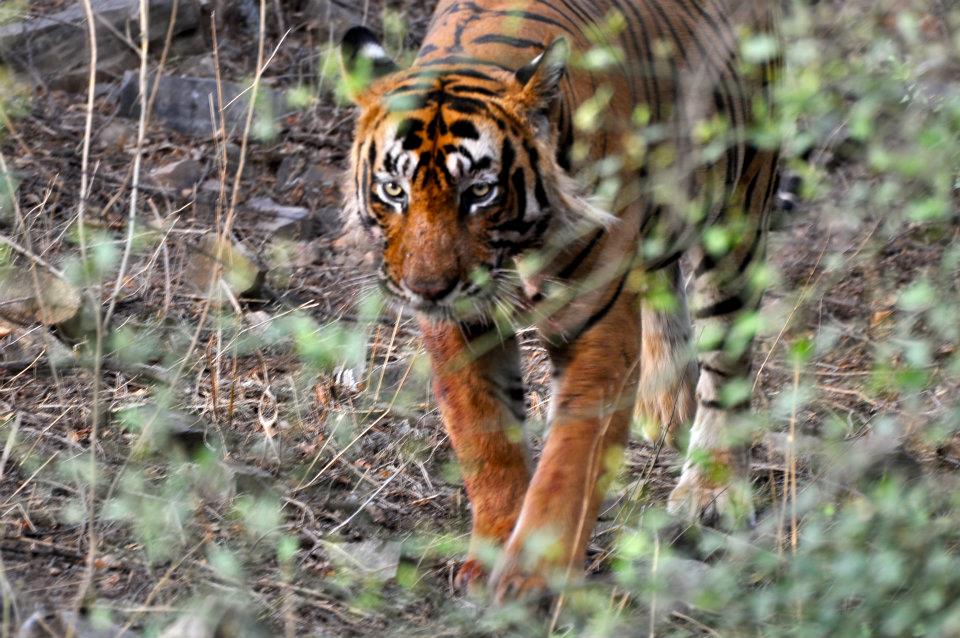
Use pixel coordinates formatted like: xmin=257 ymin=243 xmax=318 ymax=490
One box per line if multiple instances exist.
xmin=668 ymin=149 xmax=780 ymax=527
xmin=634 ymin=262 xmax=698 ymax=449
xmin=667 ymin=244 xmax=760 ymax=527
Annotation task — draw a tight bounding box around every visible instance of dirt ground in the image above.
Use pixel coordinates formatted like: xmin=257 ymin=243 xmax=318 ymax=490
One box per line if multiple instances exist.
xmin=0 ymin=0 xmax=957 ymax=636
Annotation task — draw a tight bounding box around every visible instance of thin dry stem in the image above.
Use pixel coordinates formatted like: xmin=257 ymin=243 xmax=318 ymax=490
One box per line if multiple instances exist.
xmin=103 ymin=0 xmax=150 ymax=328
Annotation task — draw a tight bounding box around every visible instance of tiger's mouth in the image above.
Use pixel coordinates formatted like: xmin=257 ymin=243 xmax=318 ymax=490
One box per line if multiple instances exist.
xmin=379 ymin=268 xmax=521 ymax=321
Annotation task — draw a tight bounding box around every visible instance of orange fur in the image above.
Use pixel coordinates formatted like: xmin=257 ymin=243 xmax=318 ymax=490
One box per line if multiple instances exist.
xmin=340 ymin=0 xmax=781 ymax=600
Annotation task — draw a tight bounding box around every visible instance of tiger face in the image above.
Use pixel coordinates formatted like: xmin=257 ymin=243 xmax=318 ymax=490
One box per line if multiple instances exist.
xmin=340 ymin=27 xmax=571 ymax=320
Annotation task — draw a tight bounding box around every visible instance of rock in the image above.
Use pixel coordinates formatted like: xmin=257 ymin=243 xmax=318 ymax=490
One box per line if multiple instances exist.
xmin=302 ymin=162 xmax=341 ymax=198
xmin=333 ymin=228 xmax=376 ymax=268
xmin=365 ymin=360 xmax=427 ymax=404
xmin=149 ymin=158 xmax=204 ymax=193
xmin=211 ymin=0 xmax=261 ymax=36
xmin=290 ymin=239 xmax=324 ymax=268
xmin=246 ymin=196 xmax=312 ymax=239
xmin=199 ymin=179 xmax=222 ymax=195
xmin=17 ymin=610 xmax=135 ymax=638
xmin=274 ymin=156 xmax=305 ymax=192
xmin=96 ymin=120 xmax=133 ymax=150
xmin=183 ymin=233 xmax=265 ymax=302
xmin=244 ymin=310 xmax=274 ymax=341
xmin=225 ymin=462 xmax=274 ymax=497
xmin=116 ymin=403 xmax=208 ymax=457
xmin=327 ymin=540 xmax=402 ymax=582
xmin=159 ymin=601 xmax=265 ymax=638
xmin=116 ymin=73 xmax=291 ymax=138
xmin=0 ymin=0 xmax=203 ymax=90
xmin=314 ymin=208 xmax=343 ymax=236
xmin=0 ymin=265 xmax=81 ymax=327
xmin=306 ymin=0 xmax=371 ymax=35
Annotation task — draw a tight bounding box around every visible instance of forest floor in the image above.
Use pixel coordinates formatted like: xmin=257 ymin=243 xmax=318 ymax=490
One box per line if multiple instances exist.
xmin=0 ymin=1 xmax=957 ymax=636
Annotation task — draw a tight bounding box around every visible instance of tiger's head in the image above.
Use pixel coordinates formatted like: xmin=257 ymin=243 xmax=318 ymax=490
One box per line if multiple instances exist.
xmin=339 ymin=27 xmax=602 ymax=320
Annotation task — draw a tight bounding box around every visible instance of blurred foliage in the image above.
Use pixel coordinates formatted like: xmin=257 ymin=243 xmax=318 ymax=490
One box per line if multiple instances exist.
xmin=1 ymin=0 xmax=959 ymax=636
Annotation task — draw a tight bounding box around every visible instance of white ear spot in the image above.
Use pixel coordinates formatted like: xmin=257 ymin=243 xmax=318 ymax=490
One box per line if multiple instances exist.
xmin=361 ymin=42 xmax=390 ymax=61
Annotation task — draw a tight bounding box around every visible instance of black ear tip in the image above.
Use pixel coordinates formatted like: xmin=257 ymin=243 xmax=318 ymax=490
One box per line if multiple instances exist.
xmin=341 ymin=26 xmax=378 ymax=55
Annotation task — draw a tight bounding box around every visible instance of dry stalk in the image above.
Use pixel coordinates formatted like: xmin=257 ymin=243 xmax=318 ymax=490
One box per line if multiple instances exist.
xmin=103 ymin=0 xmax=150 ymax=328
xmin=373 ymin=312 xmax=404 ymax=400
xmin=328 ymin=460 xmax=410 ymax=535
xmin=119 ymin=538 xmax=204 ymax=636
xmin=144 ymin=0 xmax=180 ymax=122
xmin=292 ymin=352 xmax=418 ymax=504
xmin=789 ymin=362 xmax=799 ymax=553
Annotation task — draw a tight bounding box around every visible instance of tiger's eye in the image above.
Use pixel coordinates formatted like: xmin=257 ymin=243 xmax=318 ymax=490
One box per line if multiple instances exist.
xmin=470 ymin=183 xmax=491 ymax=198
xmin=384 ymin=181 xmax=404 ymax=199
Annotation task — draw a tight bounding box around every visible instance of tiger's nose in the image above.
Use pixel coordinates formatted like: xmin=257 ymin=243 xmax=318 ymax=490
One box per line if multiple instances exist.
xmin=405 ymin=278 xmax=458 ymax=301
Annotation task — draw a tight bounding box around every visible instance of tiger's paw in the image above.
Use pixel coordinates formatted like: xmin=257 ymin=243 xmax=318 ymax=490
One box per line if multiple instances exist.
xmin=668 ymin=467 xmax=755 ymax=529
xmin=488 ymin=556 xmax=549 ymax=605
xmin=454 ymin=558 xmax=487 ymax=595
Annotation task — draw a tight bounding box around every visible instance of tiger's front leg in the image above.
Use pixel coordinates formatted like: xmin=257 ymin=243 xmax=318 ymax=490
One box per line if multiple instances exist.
xmin=419 ymin=319 xmax=531 ymax=593
xmin=488 ymin=292 xmax=641 ymax=601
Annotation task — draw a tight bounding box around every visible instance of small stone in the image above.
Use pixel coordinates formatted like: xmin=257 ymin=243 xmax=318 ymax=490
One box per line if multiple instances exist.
xmin=0 ymin=265 xmax=81 ymax=327
xmin=149 ymin=158 xmax=203 ymax=192
xmin=274 ymin=156 xmax=305 ymax=192
xmin=333 ymin=228 xmax=375 ymax=267
xmin=327 ymin=540 xmax=402 ymax=582
xmin=159 ymin=601 xmax=265 ymax=638
xmin=246 ymin=196 xmax=312 ymax=239
xmin=199 ymin=179 xmax=222 ymax=194
xmin=116 ymin=72 xmax=288 ymax=138
xmin=18 ymin=610 xmax=134 ymax=638
xmin=97 ymin=121 xmax=133 ymax=150
xmin=290 ymin=239 xmax=323 ymax=268
xmin=225 ymin=462 xmax=274 ymax=496
xmin=244 ymin=310 xmax=273 ymax=341
xmin=302 ymin=162 xmax=341 ymax=195
xmin=182 ymin=233 xmax=265 ymax=302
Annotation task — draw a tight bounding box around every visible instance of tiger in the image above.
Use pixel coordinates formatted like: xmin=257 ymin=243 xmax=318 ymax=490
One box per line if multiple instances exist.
xmin=339 ymin=0 xmax=781 ymax=601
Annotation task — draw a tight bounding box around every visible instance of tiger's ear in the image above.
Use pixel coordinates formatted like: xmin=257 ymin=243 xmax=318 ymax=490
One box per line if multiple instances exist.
xmin=515 ymin=37 xmax=570 ymax=108
xmin=340 ymin=26 xmax=399 ymax=102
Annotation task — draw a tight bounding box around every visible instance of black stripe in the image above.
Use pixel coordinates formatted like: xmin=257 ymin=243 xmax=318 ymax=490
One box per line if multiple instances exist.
xmin=608 ymin=0 xmax=661 ymax=119
xmin=511 ymin=168 xmax=527 ymax=222
xmin=573 ymin=272 xmax=629 ymax=339
xmin=450 ymin=120 xmax=480 ymax=140
xmin=647 ymin=250 xmax=683 ymax=271
xmin=498 ymin=8 xmax=578 ymax=35
xmin=521 ymin=142 xmax=551 ymax=212
xmin=418 ymin=55 xmax=514 ymax=72
xmin=695 ymin=251 xmax=717 ymax=277
xmin=700 ymin=398 xmax=750 ymax=410
xmin=398 ymin=118 xmax=425 ymax=151
xmin=448 ymin=68 xmax=497 ymax=82
xmin=387 ymin=82 xmax=438 ymax=95
xmin=694 ymin=295 xmax=745 ymax=320
xmin=499 ymin=137 xmax=516 ymax=191
xmin=700 ymin=362 xmax=732 ymax=378
xmin=447 ymin=84 xmax=499 ymax=98
xmin=471 ymin=34 xmax=543 ymax=50
xmin=558 ymin=229 xmax=603 ymax=279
